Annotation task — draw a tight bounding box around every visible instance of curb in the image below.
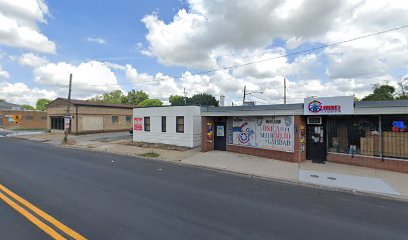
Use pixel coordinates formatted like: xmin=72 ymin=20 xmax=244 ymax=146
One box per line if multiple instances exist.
xmin=19 ymin=137 xmax=408 ymax=203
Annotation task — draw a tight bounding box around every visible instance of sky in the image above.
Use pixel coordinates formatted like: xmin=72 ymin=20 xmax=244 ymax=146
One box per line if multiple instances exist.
xmin=0 ymin=0 xmax=408 ymax=106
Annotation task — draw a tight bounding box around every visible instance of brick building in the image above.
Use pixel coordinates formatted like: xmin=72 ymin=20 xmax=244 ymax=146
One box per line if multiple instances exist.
xmin=0 ymin=110 xmax=47 ymax=130
xmin=201 ymin=104 xmax=306 ymax=163
xmin=201 ymin=97 xmax=408 ymax=173
xmin=47 ymin=98 xmax=135 ymax=134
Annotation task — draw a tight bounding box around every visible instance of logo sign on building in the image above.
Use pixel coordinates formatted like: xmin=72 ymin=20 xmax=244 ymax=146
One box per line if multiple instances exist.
xmin=232 ymin=116 xmax=294 ymax=152
xmin=134 ymin=117 xmax=143 ymax=131
xmin=304 ymin=96 xmax=354 ymax=115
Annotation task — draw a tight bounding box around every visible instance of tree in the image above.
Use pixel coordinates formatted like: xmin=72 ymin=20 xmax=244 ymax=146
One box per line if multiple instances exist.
xmin=169 ymin=95 xmax=186 ymax=106
xmin=361 ymin=84 xmax=395 ymax=101
xmin=126 ymin=90 xmax=149 ymax=105
xmin=36 ymin=99 xmax=51 ymax=111
xmin=0 ymin=99 xmax=4 ymax=103
xmin=396 ymin=78 xmax=408 ymax=100
xmin=138 ymin=99 xmax=163 ymax=107
xmin=89 ymin=90 xmax=127 ymax=104
xmin=22 ymin=104 xmax=35 ymax=110
xmin=189 ymin=93 xmax=219 ymax=106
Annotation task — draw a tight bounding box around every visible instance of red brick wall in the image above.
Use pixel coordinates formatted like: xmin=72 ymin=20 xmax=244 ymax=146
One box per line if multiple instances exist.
xmin=327 ymin=153 xmax=408 ymax=173
xmin=201 ymin=117 xmax=215 ymax=152
xmin=201 ymin=115 xmax=307 ymax=163
xmin=0 ymin=110 xmax=47 ymax=129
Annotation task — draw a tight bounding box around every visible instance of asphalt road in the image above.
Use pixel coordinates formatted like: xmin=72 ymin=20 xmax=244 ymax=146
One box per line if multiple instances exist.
xmin=0 ymin=137 xmax=408 ymax=240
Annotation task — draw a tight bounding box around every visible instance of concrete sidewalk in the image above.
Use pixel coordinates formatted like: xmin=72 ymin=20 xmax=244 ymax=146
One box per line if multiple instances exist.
xmin=16 ymin=132 xmax=200 ymax=161
xmin=182 ymin=151 xmax=408 ymax=200
xmin=15 ymin=132 xmax=408 ymax=200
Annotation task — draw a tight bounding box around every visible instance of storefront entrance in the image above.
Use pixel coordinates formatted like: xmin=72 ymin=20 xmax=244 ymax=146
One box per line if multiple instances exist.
xmin=306 ymin=124 xmax=327 ymax=163
xmin=214 ymin=122 xmax=226 ymax=151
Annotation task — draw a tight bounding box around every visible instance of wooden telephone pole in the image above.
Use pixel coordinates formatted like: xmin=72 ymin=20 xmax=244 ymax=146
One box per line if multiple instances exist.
xmin=64 ymin=74 xmax=72 ymax=143
xmin=284 ymin=78 xmax=287 ymax=104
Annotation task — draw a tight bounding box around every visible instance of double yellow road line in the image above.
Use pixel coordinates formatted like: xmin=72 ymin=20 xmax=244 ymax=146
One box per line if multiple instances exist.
xmin=0 ymin=184 xmax=87 ymax=240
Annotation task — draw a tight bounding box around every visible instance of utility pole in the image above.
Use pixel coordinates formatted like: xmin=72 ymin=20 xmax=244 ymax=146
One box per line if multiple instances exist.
xmin=283 ymin=78 xmax=287 ymax=105
xmin=64 ymin=74 xmax=72 ymax=143
xmin=242 ymin=85 xmax=246 ymax=105
xmin=183 ymin=88 xmax=187 ymax=105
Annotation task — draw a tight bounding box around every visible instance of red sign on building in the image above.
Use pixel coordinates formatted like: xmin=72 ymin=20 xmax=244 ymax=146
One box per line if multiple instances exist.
xmin=134 ymin=117 xmax=143 ymax=131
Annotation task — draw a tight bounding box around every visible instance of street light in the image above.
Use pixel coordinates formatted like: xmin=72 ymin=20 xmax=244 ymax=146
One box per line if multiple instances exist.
xmin=242 ymin=85 xmax=263 ymax=105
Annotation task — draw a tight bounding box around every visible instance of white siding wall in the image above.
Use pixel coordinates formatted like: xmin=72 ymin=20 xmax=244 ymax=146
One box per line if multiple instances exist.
xmin=133 ymin=106 xmax=202 ymax=148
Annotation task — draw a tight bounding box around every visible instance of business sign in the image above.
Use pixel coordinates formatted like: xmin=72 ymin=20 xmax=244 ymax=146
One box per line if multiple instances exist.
xmin=304 ymin=96 xmax=354 ymax=115
xmin=64 ymin=118 xmax=70 ymax=129
xmin=134 ymin=117 xmax=143 ymax=131
xmin=232 ymin=116 xmax=294 ymax=152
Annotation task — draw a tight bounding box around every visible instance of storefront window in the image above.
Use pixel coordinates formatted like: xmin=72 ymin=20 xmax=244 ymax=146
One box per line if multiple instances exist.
xmin=381 ymin=115 xmax=408 ymax=159
xmin=327 ymin=116 xmax=379 ymax=156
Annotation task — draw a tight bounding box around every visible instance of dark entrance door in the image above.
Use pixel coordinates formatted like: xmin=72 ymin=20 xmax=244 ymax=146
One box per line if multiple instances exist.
xmin=306 ymin=124 xmax=326 ymax=163
xmin=214 ymin=122 xmax=226 ymax=151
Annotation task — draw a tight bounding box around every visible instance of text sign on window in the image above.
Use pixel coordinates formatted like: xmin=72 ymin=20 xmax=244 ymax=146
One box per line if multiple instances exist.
xmin=134 ymin=117 xmax=143 ymax=131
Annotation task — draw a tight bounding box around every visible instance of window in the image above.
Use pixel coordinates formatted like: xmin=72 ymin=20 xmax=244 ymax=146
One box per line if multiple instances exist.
xmin=112 ymin=116 xmax=119 ymax=123
xmin=176 ymin=116 xmax=184 ymax=133
xmin=161 ymin=116 xmax=166 ymax=132
xmin=50 ymin=117 xmax=64 ymax=130
xmin=126 ymin=116 xmax=132 ymax=124
xmin=307 ymin=116 xmax=322 ymax=124
xmin=144 ymin=117 xmax=150 ymax=131
xmin=327 ymin=116 xmax=379 ymax=156
xmin=25 ymin=116 xmax=34 ymax=120
xmin=381 ymin=115 xmax=408 ymax=159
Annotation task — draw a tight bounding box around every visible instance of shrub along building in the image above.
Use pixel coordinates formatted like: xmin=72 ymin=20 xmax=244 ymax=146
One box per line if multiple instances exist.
xmin=47 ymin=98 xmax=134 ymax=134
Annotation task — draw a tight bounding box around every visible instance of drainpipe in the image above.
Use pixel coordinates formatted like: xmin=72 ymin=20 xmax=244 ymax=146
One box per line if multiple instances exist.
xmin=75 ymin=105 xmax=79 ymax=135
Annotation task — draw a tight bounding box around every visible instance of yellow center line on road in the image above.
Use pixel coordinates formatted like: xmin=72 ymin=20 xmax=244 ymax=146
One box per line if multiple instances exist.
xmin=0 ymin=191 xmax=66 ymax=240
xmin=0 ymin=184 xmax=87 ymax=240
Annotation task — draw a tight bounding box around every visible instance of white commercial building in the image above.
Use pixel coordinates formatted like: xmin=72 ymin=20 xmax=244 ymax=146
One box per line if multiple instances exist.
xmin=132 ymin=106 xmax=202 ymax=148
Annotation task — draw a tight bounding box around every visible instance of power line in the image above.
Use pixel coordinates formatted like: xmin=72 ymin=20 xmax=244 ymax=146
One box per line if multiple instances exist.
xmin=63 ymin=24 xmax=408 ymax=88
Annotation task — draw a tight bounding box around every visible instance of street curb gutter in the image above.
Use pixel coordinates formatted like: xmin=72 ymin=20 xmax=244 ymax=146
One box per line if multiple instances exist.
xmin=14 ymin=137 xmax=408 ymax=203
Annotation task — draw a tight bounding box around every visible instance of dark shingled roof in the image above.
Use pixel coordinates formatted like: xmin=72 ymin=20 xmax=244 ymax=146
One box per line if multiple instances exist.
xmin=51 ymin=98 xmax=136 ymax=109
xmin=0 ymin=101 xmax=23 ymax=110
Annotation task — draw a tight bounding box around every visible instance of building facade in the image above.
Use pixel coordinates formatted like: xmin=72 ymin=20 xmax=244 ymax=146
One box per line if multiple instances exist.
xmin=201 ymin=104 xmax=306 ymax=163
xmin=47 ymin=98 xmax=134 ymax=134
xmin=202 ymin=97 xmax=408 ymax=173
xmin=132 ymin=106 xmax=202 ymax=148
xmin=0 ymin=110 xmax=47 ymax=130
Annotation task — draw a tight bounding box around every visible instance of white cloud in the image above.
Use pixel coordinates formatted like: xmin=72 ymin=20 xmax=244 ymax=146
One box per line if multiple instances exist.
xmin=141 ymin=0 xmax=344 ymax=68
xmin=0 ymin=81 xmax=57 ymax=105
xmin=0 ymin=0 xmax=56 ymax=53
xmin=0 ymin=64 xmax=10 ymax=78
xmin=33 ymin=61 xmax=121 ymax=99
xmin=18 ymin=52 xmax=48 ymax=67
xmin=136 ymin=0 xmax=408 ymax=105
xmin=86 ymin=37 xmax=107 ymax=45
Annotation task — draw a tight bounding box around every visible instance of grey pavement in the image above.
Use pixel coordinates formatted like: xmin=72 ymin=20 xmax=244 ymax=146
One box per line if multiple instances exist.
xmin=1 ymin=137 xmax=408 ymax=239
xmin=299 ymin=170 xmax=400 ymax=195
xmin=17 ymin=132 xmax=408 ymax=199
xmin=0 ymin=129 xmax=46 ymax=137
xmin=183 ymin=151 xmax=408 ymax=199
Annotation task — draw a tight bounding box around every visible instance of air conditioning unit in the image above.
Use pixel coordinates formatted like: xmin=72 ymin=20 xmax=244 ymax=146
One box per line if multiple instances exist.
xmin=307 ymin=116 xmax=322 ymax=125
